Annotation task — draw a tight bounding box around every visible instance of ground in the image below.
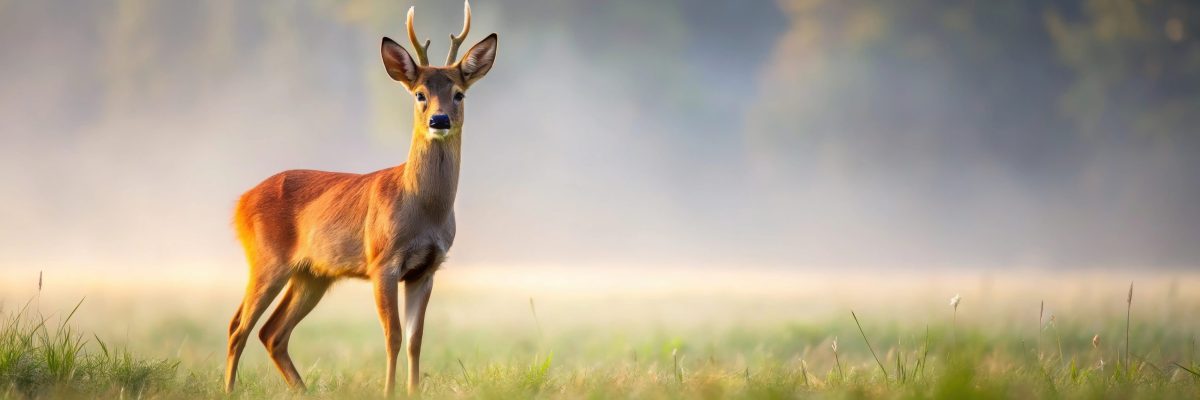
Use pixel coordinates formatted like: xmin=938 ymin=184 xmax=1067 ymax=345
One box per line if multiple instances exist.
xmin=2 ymin=267 xmax=1198 ymax=399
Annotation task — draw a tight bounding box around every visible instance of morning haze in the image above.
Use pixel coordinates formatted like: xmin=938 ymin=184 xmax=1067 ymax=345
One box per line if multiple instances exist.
xmin=1 ymin=0 xmax=1197 ymax=276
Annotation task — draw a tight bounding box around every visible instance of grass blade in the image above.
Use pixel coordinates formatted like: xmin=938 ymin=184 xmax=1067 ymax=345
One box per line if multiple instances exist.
xmin=1125 ymin=282 xmax=1132 ymax=370
xmin=851 ymin=310 xmax=889 ymax=382
xmin=1175 ymin=363 xmax=1200 ymax=378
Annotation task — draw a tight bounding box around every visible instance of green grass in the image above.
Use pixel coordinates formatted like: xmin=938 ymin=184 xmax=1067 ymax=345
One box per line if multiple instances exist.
xmin=2 ymin=295 xmax=1200 ymax=396
xmin=2 ymin=274 xmax=1199 ymax=399
xmin=0 ymin=299 xmax=177 ymax=398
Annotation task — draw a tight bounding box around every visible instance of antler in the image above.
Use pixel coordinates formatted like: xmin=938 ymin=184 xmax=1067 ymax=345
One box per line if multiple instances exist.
xmin=406 ymin=6 xmax=431 ymax=65
xmin=445 ymin=0 xmax=472 ymax=65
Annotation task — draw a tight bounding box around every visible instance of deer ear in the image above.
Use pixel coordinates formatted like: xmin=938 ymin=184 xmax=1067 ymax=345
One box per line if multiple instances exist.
xmin=458 ymin=33 xmax=497 ymax=87
xmin=382 ymin=37 xmax=419 ymax=88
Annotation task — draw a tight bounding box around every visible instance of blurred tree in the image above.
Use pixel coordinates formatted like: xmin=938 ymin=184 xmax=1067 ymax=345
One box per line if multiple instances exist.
xmin=742 ymin=0 xmax=1200 ymax=266
xmin=748 ymin=0 xmax=1076 ymax=178
xmin=2 ymin=0 xmax=1197 ymax=267
xmin=1047 ymin=0 xmax=1200 ymax=144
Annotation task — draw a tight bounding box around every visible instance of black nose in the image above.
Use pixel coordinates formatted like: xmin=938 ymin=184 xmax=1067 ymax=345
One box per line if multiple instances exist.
xmin=429 ymin=114 xmax=451 ymax=129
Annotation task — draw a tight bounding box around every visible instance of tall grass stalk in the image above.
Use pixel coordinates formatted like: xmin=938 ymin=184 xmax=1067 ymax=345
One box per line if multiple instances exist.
xmin=831 ymin=337 xmax=844 ymax=380
xmin=799 ymin=359 xmax=810 ymax=386
xmin=1049 ymin=315 xmax=1064 ymax=364
xmin=529 ymin=297 xmax=544 ymax=341
xmin=950 ymin=294 xmax=961 ymax=347
xmin=1125 ymin=282 xmax=1133 ymax=370
xmin=1038 ymin=300 xmax=1044 ymax=358
xmin=672 ymin=348 xmax=683 ymax=384
xmin=1176 ymin=363 xmax=1200 ymax=379
xmin=918 ymin=326 xmax=930 ymax=380
xmin=457 ymin=358 xmax=472 ymax=385
xmin=851 ymin=310 xmax=889 ymax=382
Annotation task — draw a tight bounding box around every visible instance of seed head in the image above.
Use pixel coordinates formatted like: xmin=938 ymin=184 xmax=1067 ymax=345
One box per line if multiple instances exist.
xmin=950 ymin=294 xmax=962 ymax=309
xmin=832 ymin=336 xmax=839 ymax=353
xmin=1092 ymin=334 xmax=1100 ymax=349
xmin=1039 ymin=300 xmax=1045 ymax=326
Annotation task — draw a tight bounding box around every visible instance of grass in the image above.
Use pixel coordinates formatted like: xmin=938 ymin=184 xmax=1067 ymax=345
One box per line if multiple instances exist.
xmin=1 ymin=270 xmax=1198 ymax=399
xmin=0 ymin=299 xmax=177 ymax=398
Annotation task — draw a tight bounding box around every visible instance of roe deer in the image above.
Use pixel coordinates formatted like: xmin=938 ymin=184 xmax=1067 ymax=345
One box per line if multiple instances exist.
xmin=223 ymin=2 xmax=497 ymax=396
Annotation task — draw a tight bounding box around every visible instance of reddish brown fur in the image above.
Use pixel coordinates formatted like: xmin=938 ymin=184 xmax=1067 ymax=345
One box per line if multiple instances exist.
xmin=223 ymin=6 xmax=496 ymax=396
xmin=234 ymin=170 xmax=373 ymax=277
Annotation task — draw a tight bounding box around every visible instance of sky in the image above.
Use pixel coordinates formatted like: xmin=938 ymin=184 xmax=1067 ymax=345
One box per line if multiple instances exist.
xmin=0 ymin=0 xmax=1197 ymax=278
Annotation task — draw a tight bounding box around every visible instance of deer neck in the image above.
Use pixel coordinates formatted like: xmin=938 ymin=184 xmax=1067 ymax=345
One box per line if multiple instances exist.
xmin=400 ymin=131 xmax=461 ymax=214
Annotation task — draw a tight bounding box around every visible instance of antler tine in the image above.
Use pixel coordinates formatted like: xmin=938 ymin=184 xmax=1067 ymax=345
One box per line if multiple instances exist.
xmin=445 ymin=0 xmax=472 ymax=65
xmin=406 ymin=6 xmax=431 ymax=66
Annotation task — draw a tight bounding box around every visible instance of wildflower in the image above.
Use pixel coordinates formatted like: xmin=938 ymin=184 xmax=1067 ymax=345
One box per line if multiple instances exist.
xmin=949 ymin=294 xmax=962 ymax=339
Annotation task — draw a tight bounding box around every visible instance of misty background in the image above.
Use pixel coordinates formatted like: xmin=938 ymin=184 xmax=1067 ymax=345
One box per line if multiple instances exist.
xmin=1 ymin=0 xmax=1197 ymax=276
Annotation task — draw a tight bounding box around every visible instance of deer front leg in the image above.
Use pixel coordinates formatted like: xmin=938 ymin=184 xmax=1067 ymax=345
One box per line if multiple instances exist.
xmin=372 ymin=269 xmax=403 ymax=397
xmin=404 ymin=270 xmax=435 ymax=395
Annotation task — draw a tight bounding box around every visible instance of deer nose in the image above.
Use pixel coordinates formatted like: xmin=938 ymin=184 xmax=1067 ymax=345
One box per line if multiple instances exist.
xmin=429 ymin=114 xmax=451 ymax=130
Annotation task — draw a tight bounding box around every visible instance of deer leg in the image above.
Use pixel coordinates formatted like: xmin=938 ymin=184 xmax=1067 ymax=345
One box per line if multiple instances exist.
xmin=225 ymin=266 xmax=292 ymax=393
xmin=373 ymin=269 xmax=403 ymax=397
xmin=259 ymin=272 xmax=331 ymax=391
xmin=404 ymin=270 xmax=435 ymax=395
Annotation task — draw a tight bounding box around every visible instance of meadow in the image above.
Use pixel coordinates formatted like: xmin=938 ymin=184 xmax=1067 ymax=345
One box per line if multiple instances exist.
xmin=1 ymin=267 xmax=1198 ymax=399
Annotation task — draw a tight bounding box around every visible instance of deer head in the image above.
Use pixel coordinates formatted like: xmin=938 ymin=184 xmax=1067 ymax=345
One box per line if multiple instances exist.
xmin=381 ymin=1 xmax=498 ymax=141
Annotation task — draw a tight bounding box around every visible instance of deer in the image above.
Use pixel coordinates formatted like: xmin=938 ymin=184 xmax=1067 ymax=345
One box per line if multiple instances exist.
xmin=222 ymin=2 xmax=496 ymax=396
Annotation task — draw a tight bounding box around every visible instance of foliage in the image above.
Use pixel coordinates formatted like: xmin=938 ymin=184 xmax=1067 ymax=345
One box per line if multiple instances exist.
xmin=2 ymin=296 xmax=1198 ymax=399
xmin=0 ymin=300 xmax=177 ymax=398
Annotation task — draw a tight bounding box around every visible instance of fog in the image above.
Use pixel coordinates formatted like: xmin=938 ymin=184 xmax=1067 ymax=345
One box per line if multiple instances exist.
xmin=1 ymin=0 xmax=1197 ymax=277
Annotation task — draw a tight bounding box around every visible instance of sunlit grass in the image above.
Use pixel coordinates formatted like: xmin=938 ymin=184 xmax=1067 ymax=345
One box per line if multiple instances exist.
xmin=2 ymin=269 xmax=1198 ymax=399
xmin=0 ymin=299 xmax=177 ymax=398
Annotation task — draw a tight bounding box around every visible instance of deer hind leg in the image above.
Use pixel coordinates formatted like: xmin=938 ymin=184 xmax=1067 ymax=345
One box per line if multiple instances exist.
xmin=258 ymin=272 xmax=332 ymax=391
xmin=404 ymin=270 xmax=435 ymax=396
xmin=224 ymin=264 xmax=293 ymax=393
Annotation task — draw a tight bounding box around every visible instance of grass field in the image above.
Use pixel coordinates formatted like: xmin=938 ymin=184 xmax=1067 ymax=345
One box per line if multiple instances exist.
xmin=2 ymin=267 xmax=1198 ymax=399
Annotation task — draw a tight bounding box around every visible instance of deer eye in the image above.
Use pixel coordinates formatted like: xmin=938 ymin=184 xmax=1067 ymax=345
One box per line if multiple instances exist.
xmin=453 ymin=92 xmax=465 ymax=102
xmin=415 ymin=92 xmax=427 ymax=102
